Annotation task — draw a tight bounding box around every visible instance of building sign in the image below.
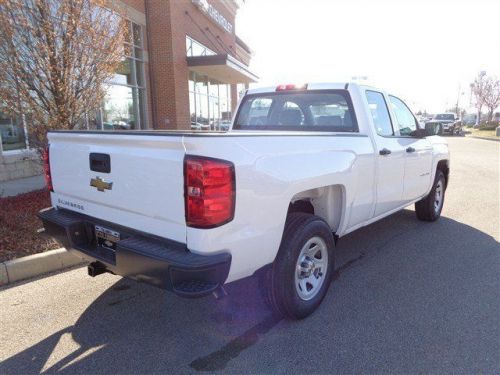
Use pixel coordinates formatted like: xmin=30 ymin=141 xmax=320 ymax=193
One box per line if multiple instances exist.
xmin=192 ymin=0 xmax=233 ymax=34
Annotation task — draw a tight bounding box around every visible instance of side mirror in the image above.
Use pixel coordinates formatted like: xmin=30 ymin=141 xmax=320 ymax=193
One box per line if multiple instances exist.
xmin=424 ymin=122 xmax=443 ymax=136
xmin=412 ymin=128 xmax=428 ymax=138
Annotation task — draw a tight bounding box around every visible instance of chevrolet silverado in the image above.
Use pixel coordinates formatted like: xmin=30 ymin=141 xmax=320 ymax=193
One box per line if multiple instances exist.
xmin=39 ymin=82 xmax=450 ymax=319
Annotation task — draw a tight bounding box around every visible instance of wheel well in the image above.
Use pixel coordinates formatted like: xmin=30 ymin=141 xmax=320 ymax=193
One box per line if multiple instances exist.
xmin=288 ymin=185 xmax=344 ymax=232
xmin=288 ymin=200 xmax=314 ymax=215
xmin=437 ymin=160 xmax=450 ymax=188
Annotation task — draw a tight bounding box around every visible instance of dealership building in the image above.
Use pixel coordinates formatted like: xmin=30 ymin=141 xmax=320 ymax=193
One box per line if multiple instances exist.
xmin=0 ymin=0 xmax=257 ymax=182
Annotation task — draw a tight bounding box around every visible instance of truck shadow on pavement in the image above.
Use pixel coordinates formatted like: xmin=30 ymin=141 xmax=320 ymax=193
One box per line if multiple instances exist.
xmin=1 ymin=210 xmax=499 ymax=374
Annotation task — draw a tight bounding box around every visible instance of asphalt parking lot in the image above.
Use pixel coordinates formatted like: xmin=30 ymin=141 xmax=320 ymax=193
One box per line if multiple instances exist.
xmin=1 ymin=136 xmax=498 ymax=374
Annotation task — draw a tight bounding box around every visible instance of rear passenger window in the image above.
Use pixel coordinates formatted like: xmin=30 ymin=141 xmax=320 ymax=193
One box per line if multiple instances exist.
xmin=365 ymin=91 xmax=393 ymax=136
xmin=389 ymin=96 xmax=418 ymax=136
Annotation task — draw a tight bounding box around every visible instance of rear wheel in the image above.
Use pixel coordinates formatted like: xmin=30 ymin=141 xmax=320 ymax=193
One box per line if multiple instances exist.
xmin=415 ymin=170 xmax=446 ymax=221
xmin=261 ymin=213 xmax=335 ymax=319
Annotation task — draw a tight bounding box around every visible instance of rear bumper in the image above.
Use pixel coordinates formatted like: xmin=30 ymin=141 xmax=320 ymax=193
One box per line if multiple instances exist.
xmin=38 ymin=208 xmax=231 ymax=297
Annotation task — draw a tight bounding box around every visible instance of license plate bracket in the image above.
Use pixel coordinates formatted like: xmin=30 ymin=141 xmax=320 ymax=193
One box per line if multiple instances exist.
xmin=95 ymin=225 xmax=120 ymax=251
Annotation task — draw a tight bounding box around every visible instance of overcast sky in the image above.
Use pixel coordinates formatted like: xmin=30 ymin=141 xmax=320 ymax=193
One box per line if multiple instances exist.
xmin=236 ymin=0 xmax=500 ymax=113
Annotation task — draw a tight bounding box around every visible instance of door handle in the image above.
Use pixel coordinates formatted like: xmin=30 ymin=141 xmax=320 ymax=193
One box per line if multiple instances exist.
xmin=379 ymin=148 xmax=392 ymax=156
xmin=406 ymin=147 xmax=416 ymax=153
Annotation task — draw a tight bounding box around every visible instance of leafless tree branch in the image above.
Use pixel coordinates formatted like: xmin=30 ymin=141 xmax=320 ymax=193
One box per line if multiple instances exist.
xmin=0 ymin=0 xmax=127 ymax=152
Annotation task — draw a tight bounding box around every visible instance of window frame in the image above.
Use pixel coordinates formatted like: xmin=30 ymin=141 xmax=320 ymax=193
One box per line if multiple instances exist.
xmin=365 ymin=90 xmax=395 ymax=137
xmin=233 ymin=90 xmax=359 ymax=132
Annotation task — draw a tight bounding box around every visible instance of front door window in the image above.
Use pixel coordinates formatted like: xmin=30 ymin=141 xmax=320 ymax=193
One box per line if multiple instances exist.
xmin=389 ymin=96 xmax=418 ymax=136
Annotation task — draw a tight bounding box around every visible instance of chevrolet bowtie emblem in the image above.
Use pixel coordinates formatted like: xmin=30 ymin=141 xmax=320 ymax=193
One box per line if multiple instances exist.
xmin=90 ymin=176 xmax=113 ymax=192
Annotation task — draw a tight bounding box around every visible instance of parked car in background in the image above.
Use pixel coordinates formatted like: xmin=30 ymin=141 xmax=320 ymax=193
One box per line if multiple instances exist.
xmin=39 ymin=82 xmax=450 ymax=320
xmin=190 ymin=121 xmax=202 ymax=130
xmin=200 ymin=123 xmax=211 ymax=131
xmin=462 ymin=114 xmax=476 ymax=127
xmin=219 ymin=120 xmax=232 ymax=131
xmin=426 ymin=113 xmax=461 ymax=135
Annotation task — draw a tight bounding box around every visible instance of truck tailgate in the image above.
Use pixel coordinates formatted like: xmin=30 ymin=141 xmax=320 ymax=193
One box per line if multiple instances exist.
xmin=48 ymin=132 xmax=186 ymax=243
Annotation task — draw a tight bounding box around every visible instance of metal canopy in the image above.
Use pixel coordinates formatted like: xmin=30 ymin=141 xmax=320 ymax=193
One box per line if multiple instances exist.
xmin=187 ymin=54 xmax=258 ymax=84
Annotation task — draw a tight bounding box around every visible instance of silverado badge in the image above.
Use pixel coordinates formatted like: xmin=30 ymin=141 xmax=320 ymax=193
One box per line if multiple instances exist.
xmin=90 ymin=176 xmax=113 ymax=192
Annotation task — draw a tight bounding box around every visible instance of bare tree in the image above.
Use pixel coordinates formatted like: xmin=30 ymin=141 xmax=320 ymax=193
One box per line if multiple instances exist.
xmin=471 ymin=72 xmax=487 ymax=125
xmin=0 ymin=0 xmax=127 ymax=151
xmin=482 ymin=77 xmax=500 ymax=122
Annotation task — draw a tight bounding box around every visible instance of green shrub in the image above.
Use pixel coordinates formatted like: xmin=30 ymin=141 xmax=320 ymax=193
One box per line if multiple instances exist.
xmin=478 ymin=121 xmax=499 ymax=130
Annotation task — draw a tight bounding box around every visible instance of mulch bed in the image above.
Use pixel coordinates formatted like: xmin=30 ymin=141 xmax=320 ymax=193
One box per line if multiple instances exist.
xmin=0 ymin=189 xmax=58 ymax=262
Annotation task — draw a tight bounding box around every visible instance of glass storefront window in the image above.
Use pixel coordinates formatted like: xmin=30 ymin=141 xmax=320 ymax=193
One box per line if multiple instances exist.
xmin=0 ymin=112 xmax=26 ymax=151
xmin=189 ymin=92 xmax=196 ymax=123
xmin=197 ymin=93 xmax=209 ymax=125
xmin=188 ymin=71 xmax=232 ymax=131
xmin=195 ymin=75 xmax=208 ymax=95
xmin=102 ymin=85 xmax=135 ymax=130
xmin=189 ymin=71 xmax=195 ymax=92
xmin=132 ymin=23 xmax=142 ymax=47
xmin=87 ymin=110 xmax=102 ymax=130
xmin=237 ymin=83 xmax=247 ymax=100
xmin=99 ymin=20 xmax=146 ymax=130
xmin=135 ymin=61 xmax=144 ymax=86
xmin=111 ymin=59 xmax=134 ymax=86
xmin=186 ymin=37 xmax=233 ymax=131
xmin=209 ymin=79 xmax=219 ymax=97
xmin=218 ymin=83 xmax=231 ymax=122
xmin=138 ymin=89 xmax=146 ymax=129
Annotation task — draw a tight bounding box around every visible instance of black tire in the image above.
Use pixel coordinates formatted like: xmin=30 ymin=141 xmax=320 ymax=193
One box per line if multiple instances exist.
xmin=261 ymin=213 xmax=335 ymax=319
xmin=415 ymin=170 xmax=446 ymax=221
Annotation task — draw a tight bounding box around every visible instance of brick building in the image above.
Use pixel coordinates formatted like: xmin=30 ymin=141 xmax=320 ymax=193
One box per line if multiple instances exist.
xmin=116 ymin=0 xmax=257 ymax=131
xmin=0 ymin=0 xmax=256 ymax=182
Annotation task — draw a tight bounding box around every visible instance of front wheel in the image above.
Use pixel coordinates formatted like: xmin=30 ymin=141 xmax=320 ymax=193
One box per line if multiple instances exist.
xmin=262 ymin=213 xmax=335 ymax=319
xmin=415 ymin=170 xmax=446 ymax=221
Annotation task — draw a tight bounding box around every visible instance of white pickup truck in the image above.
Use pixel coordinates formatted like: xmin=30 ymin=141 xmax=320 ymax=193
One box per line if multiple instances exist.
xmin=39 ymin=82 xmax=450 ymax=319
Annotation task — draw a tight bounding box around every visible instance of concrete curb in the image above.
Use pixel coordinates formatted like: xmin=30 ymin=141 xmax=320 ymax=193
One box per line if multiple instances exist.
xmin=468 ymin=136 xmax=500 ymax=142
xmin=0 ymin=248 xmax=85 ymax=287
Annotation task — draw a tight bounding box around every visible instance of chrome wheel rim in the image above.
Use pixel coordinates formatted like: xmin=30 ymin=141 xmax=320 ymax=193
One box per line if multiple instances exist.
xmin=434 ymin=178 xmax=444 ymax=213
xmin=295 ymin=236 xmax=328 ymax=301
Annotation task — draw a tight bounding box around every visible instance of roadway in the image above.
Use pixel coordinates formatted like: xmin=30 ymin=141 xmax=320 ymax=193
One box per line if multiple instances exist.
xmin=1 ymin=136 xmax=498 ymax=374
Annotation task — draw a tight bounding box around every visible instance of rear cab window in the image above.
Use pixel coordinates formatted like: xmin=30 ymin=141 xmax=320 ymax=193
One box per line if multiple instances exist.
xmin=234 ymin=90 xmax=358 ymax=132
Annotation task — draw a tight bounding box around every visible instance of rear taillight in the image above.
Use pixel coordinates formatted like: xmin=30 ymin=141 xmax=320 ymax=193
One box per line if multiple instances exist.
xmin=42 ymin=145 xmax=53 ymax=192
xmin=184 ymin=156 xmax=235 ymax=228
